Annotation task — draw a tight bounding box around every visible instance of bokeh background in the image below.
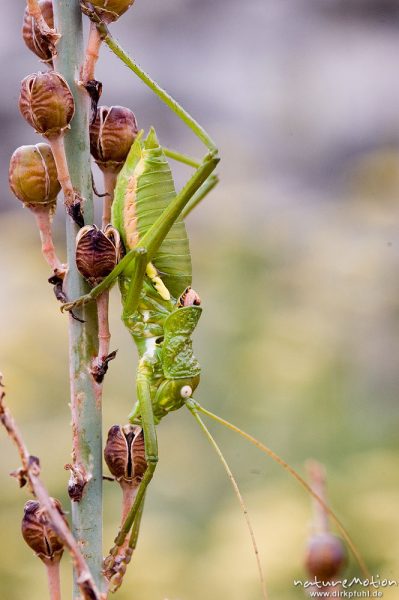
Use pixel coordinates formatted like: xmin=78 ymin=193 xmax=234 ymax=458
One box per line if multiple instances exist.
xmin=1 ymin=0 xmax=399 ymax=598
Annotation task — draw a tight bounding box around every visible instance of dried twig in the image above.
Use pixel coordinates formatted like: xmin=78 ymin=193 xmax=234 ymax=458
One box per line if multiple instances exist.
xmin=0 ymin=374 xmax=105 ymax=600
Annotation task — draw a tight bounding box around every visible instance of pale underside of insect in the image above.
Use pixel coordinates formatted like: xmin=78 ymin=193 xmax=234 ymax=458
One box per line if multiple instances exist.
xmin=62 ymin=3 xmax=369 ymax=597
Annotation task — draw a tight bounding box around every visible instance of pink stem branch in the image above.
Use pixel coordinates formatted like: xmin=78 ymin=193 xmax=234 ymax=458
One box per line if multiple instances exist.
xmin=102 ymin=170 xmax=118 ymax=229
xmin=48 ymin=135 xmax=75 ymax=211
xmin=44 ymin=560 xmax=62 ymax=600
xmin=33 ymin=206 xmax=65 ymax=276
xmin=82 ymin=22 xmax=102 ymax=84
xmin=97 ymin=292 xmax=111 ymax=362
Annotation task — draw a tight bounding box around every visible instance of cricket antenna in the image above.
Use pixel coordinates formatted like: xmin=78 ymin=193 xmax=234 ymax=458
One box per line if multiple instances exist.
xmin=191 ymin=402 xmax=370 ymax=580
xmin=186 ymin=399 xmax=268 ymax=600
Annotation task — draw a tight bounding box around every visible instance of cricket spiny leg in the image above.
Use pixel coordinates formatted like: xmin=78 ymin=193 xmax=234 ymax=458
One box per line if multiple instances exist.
xmin=181 ymin=174 xmax=219 ymax=219
xmin=106 ymin=496 xmax=146 ymax=592
xmin=80 ymin=2 xmax=217 ymax=153
xmin=104 ymin=363 xmax=158 ymax=582
xmin=63 ymin=151 xmax=218 ymax=315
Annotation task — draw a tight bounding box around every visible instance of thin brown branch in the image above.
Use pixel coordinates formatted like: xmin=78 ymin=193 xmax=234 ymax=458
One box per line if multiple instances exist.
xmin=0 ymin=374 xmax=105 ymax=600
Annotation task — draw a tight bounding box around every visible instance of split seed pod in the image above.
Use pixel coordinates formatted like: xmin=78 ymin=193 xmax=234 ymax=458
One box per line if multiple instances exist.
xmin=104 ymin=424 xmax=147 ymax=484
xmin=305 ymin=533 xmax=346 ymax=580
xmin=9 ymin=143 xmax=60 ymax=210
xmin=90 ymin=106 xmax=138 ymax=173
xmin=22 ymin=0 xmax=54 ymax=64
xmin=21 ymin=499 xmax=66 ymax=563
xmin=19 ymin=71 xmax=75 ymax=139
xmin=89 ymin=0 xmax=136 ymax=22
xmin=76 ymin=224 xmax=123 ymax=286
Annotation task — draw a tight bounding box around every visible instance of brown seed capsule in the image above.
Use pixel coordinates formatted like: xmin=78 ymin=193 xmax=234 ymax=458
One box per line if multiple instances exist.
xmin=75 ymin=224 xmax=123 ymax=286
xmin=90 ymin=106 xmax=138 ymax=173
xmin=104 ymin=424 xmax=147 ymax=483
xmin=89 ymin=0 xmax=135 ymax=22
xmin=305 ymin=533 xmax=346 ymax=580
xmin=22 ymin=0 xmax=54 ymax=64
xmin=19 ymin=72 xmax=75 ymax=139
xmin=9 ymin=143 xmax=60 ymax=209
xmin=21 ymin=499 xmax=66 ymax=563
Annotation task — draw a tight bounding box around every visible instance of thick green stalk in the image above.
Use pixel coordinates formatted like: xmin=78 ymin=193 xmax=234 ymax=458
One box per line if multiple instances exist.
xmin=52 ymin=1 xmax=104 ymax=595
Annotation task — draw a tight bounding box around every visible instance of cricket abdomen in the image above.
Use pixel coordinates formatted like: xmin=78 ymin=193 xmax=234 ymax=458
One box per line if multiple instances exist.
xmin=113 ymin=128 xmax=192 ymax=299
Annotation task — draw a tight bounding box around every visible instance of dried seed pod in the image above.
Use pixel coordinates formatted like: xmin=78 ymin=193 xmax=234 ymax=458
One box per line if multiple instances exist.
xmin=90 ymin=106 xmax=138 ymax=173
xmin=9 ymin=143 xmax=60 ymax=209
xmin=104 ymin=424 xmax=147 ymax=484
xmin=89 ymin=0 xmax=135 ymax=22
xmin=305 ymin=533 xmax=346 ymax=580
xmin=22 ymin=0 xmax=54 ymax=64
xmin=76 ymin=224 xmax=123 ymax=286
xmin=19 ymin=71 xmax=75 ymax=139
xmin=21 ymin=499 xmax=66 ymax=563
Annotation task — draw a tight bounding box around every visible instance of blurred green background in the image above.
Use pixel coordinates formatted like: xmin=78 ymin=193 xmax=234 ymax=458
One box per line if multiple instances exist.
xmin=1 ymin=1 xmax=399 ymax=598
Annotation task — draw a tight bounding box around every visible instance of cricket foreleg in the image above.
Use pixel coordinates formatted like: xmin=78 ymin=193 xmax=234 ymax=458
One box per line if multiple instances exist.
xmin=104 ymin=362 xmax=158 ymax=588
xmin=106 ymin=495 xmax=146 ymax=593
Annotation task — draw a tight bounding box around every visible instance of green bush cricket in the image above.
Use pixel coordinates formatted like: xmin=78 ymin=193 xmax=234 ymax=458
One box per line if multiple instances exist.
xmin=61 ymin=3 xmax=369 ymax=596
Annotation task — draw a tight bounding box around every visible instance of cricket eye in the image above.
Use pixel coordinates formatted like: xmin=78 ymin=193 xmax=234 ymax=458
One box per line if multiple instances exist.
xmin=180 ymin=385 xmax=192 ymax=399
xmin=9 ymin=143 xmax=60 ymax=209
xmin=305 ymin=533 xmax=346 ymax=580
xmin=22 ymin=0 xmax=55 ymax=64
xmin=104 ymin=424 xmax=147 ymax=483
xmin=90 ymin=105 xmax=138 ymax=173
xmin=19 ymin=72 xmax=75 ymax=139
xmin=21 ymin=499 xmax=66 ymax=563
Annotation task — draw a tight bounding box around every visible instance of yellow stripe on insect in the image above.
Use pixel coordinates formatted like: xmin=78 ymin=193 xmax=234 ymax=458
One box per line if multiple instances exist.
xmin=146 ymin=262 xmax=171 ymax=300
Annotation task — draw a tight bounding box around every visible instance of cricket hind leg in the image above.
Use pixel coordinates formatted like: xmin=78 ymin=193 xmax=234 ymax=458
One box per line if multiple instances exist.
xmin=190 ymin=400 xmax=370 ymax=580
xmin=81 ymin=2 xmax=217 ymax=154
xmin=61 ymin=152 xmax=218 ymax=313
xmin=162 ymin=147 xmax=220 ymax=218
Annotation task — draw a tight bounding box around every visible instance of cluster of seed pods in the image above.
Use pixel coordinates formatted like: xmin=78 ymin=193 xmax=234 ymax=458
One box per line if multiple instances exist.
xmin=8 ymin=0 xmax=148 ymax=593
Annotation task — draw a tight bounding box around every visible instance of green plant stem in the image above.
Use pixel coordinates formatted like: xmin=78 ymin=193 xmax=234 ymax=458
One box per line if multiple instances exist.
xmin=52 ymin=1 xmax=104 ymax=596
